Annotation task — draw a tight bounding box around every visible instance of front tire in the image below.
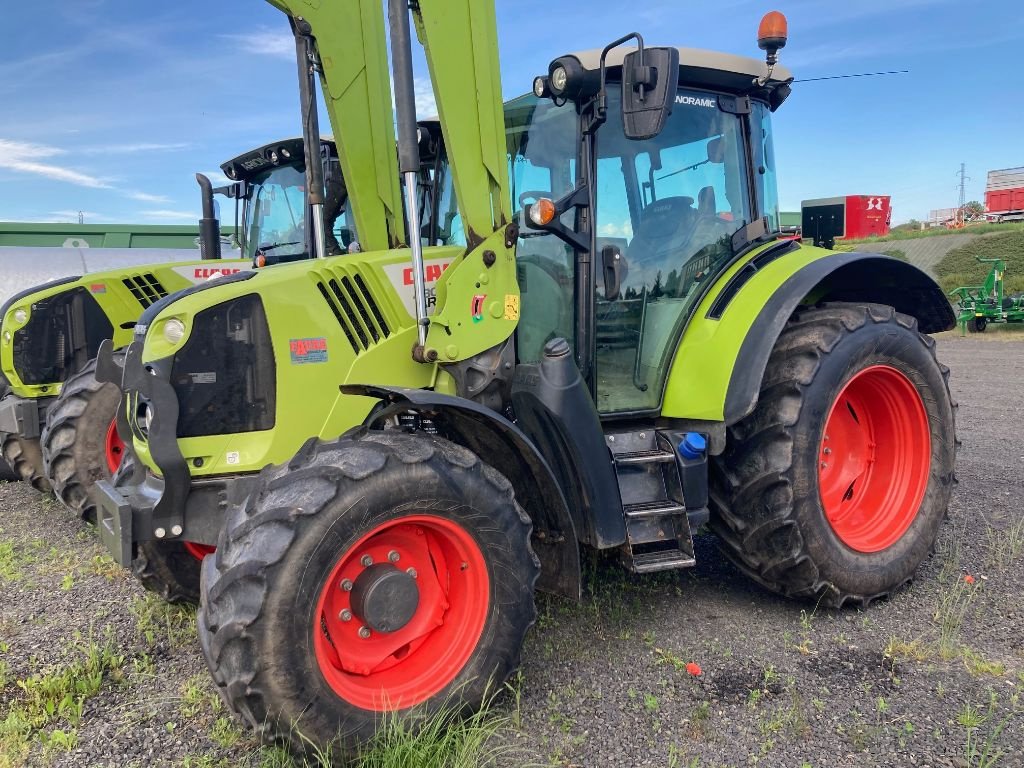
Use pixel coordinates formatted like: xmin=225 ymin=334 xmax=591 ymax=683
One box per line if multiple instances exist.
xmin=198 ymin=430 xmax=539 ymax=755
xmin=41 ymin=354 xmax=124 ymax=522
xmin=709 ymin=303 xmax=956 ymax=607
xmin=1 ymin=431 xmax=51 ymax=493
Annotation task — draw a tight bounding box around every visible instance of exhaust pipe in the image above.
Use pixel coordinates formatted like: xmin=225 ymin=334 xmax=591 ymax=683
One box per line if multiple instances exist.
xmin=195 ymin=173 xmax=221 ymax=261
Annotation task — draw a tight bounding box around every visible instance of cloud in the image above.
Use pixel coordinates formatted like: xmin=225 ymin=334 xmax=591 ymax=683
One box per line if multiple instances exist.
xmin=125 ymin=191 xmax=172 ymax=203
xmin=81 ymin=142 xmax=191 ymax=155
xmin=0 ymin=138 xmax=112 ymax=189
xmin=139 ymin=209 xmax=197 ymax=221
xmin=222 ymin=28 xmax=293 ymax=60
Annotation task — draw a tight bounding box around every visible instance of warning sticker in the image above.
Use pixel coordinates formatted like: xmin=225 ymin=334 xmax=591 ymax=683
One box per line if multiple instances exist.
xmin=90 ymin=283 xmax=106 ymax=294
xmin=471 ymin=294 xmax=486 ymax=324
xmin=226 ymin=451 xmax=240 ymax=465
xmin=190 ymin=372 xmax=217 ymax=384
xmin=289 ymin=337 xmax=328 ymax=364
xmin=504 ymin=294 xmax=520 ymax=321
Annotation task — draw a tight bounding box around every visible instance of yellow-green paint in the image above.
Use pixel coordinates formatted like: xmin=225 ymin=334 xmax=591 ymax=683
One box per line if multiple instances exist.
xmin=267 ymin=0 xmax=405 ymax=250
xmin=1 ymin=259 xmax=249 ymax=397
xmin=661 ymin=242 xmax=833 ymax=421
xmin=136 ymin=247 xmax=473 ymax=477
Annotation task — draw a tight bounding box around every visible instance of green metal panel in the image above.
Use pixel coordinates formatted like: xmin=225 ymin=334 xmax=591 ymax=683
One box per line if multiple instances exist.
xmin=267 ymin=0 xmax=405 ymax=250
xmin=779 ymin=211 xmax=801 ymax=229
xmin=661 ymin=242 xmax=833 ymax=421
xmin=0 ymin=223 xmax=236 ymax=249
xmin=412 ymin=1 xmax=520 ymax=362
xmin=134 ymin=248 xmax=470 ymax=475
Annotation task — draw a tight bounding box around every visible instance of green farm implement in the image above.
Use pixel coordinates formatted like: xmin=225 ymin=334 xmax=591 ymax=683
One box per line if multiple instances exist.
xmin=950 ymin=257 xmax=1024 ymax=332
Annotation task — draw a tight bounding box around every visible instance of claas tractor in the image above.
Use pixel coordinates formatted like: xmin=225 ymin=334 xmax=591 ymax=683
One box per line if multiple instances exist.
xmin=0 ymin=134 xmax=360 ymax=516
xmin=93 ymin=0 xmax=956 ymax=755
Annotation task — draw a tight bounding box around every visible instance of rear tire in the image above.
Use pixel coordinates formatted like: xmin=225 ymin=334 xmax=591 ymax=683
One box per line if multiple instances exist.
xmin=1 ymin=431 xmax=51 ymax=492
xmin=709 ymin=303 xmax=957 ymax=608
xmin=41 ymin=354 xmax=125 ymax=522
xmin=0 ymin=379 xmax=17 ymax=482
xmin=198 ymin=430 xmax=539 ymax=755
xmin=133 ymin=540 xmax=205 ymax=605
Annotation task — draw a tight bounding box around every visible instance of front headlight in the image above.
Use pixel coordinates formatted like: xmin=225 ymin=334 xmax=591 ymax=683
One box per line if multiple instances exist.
xmin=13 ymin=308 xmax=27 ymax=324
xmin=163 ymin=318 xmax=187 ymax=345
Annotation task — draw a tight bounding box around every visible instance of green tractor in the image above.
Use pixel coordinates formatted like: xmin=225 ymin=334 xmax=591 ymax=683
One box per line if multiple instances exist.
xmin=949 ymin=256 xmax=1024 ymax=332
xmin=94 ymin=0 xmax=956 ymax=754
xmin=1 ymin=134 xmax=356 ymax=513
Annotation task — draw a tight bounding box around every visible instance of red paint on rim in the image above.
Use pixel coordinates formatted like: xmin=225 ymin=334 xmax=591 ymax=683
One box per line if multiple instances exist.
xmin=183 ymin=541 xmax=216 ymax=560
xmin=818 ymin=365 xmax=931 ymax=553
xmin=314 ymin=515 xmax=489 ymax=711
xmin=104 ymin=419 xmax=125 ymax=475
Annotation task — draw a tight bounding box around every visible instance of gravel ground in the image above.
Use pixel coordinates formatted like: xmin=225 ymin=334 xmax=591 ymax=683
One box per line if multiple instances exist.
xmin=1 ymin=333 xmax=1023 ymax=768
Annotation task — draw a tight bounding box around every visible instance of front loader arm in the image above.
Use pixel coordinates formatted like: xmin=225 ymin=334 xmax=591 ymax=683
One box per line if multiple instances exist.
xmin=266 ymin=0 xmax=405 ymax=251
xmin=410 ymin=1 xmax=521 ymax=362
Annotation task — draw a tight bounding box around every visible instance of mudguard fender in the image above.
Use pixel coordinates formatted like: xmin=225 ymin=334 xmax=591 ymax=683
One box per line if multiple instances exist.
xmin=343 ymin=384 xmax=582 ymax=600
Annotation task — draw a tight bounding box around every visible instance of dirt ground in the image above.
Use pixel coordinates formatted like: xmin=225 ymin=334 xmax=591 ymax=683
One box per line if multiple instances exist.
xmin=1 ymin=333 xmax=1022 ymax=768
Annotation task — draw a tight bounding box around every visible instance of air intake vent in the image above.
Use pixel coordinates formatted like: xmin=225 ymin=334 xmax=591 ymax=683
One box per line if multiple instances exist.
xmin=122 ymin=274 xmax=168 ymax=308
xmin=315 ymin=267 xmax=393 ymax=353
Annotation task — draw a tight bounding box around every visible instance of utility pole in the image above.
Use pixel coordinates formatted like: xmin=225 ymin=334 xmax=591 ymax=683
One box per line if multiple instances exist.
xmin=956 ymin=163 xmax=970 ymax=228
xmin=78 ymin=210 xmax=84 ymax=224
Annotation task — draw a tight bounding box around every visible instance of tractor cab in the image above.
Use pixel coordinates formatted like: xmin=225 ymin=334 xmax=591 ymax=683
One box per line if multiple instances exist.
xmin=513 ymin=47 xmax=791 ymax=412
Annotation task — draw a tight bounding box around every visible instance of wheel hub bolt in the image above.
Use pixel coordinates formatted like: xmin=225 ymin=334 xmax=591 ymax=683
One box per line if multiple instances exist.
xmin=388 ymin=550 xmax=400 ymax=563
xmin=339 ymin=609 xmax=352 ymax=622
xmin=821 ymin=462 xmax=828 ymax=469
xmin=361 ymin=555 xmax=373 ymax=567
xmin=407 ymin=567 xmax=417 ymax=578
xmin=340 ymin=578 xmax=353 ymax=591
xmin=823 ymin=448 xmax=832 ymax=455
xmin=358 ymin=626 xmax=371 ymax=639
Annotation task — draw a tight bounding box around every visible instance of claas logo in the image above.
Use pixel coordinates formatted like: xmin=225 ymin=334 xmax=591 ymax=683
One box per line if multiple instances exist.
xmin=194 ymin=267 xmax=243 ymax=279
xmin=402 ymin=262 xmax=449 ymax=285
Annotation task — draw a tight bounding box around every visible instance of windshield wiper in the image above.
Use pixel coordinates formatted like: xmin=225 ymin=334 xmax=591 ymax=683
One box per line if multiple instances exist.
xmin=656 ymin=158 xmax=710 ymax=182
xmin=256 ymin=241 xmax=300 ymax=252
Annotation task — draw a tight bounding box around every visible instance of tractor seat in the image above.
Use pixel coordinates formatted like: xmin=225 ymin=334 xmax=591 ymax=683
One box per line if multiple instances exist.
xmin=625 ymin=196 xmax=697 ymax=266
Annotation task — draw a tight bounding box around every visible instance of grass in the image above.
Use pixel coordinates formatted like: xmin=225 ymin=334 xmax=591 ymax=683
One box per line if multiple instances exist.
xmin=843 ymin=220 xmax=1024 ymax=245
xmin=131 ymin=593 xmax=198 ymax=648
xmin=983 ymin=516 xmax=1024 ymax=571
xmin=935 ymin=229 xmax=1024 ymax=295
xmin=958 ymin=694 xmax=1014 ymax=768
xmin=0 ymin=634 xmax=124 ymax=766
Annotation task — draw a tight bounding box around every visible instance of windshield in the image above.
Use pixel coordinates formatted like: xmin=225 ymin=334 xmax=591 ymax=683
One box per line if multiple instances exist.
xmin=244 ymin=163 xmax=307 ymax=262
xmin=594 ymin=87 xmax=752 ymax=412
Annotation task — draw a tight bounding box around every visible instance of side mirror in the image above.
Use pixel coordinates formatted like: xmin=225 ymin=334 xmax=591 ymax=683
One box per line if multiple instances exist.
xmin=621 ymin=47 xmax=679 ymax=140
xmin=602 ymin=244 xmax=626 ymax=301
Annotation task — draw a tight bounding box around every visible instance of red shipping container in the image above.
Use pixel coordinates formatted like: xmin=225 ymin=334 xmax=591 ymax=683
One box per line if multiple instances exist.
xmin=801 ymin=195 xmax=891 ymax=246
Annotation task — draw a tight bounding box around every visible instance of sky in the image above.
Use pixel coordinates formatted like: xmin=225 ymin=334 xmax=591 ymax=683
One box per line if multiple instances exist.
xmin=0 ymin=0 xmax=1021 ymax=226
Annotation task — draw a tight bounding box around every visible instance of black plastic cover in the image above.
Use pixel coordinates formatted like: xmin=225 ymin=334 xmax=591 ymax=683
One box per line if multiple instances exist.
xmin=169 ymin=293 xmax=275 ymax=437
xmin=12 ymin=287 xmax=113 ymax=385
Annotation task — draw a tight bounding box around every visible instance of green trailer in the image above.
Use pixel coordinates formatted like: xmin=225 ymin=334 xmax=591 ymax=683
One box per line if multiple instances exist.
xmin=0 ymin=222 xmax=236 ymax=250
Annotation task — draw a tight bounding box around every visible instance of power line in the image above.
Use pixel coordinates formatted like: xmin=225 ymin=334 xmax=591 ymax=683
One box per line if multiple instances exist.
xmin=793 ymin=70 xmax=910 ymax=83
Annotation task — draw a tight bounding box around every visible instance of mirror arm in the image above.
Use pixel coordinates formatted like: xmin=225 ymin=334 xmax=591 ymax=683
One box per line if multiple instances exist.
xmin=594 ymin=31 xmax=645 ymax=125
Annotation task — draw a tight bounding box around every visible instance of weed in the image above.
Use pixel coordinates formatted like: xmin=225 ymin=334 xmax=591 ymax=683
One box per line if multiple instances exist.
xmin=352 ymin=695 xmax=534 ymax=768
xmin=643 ymin=693 xmax=659 ymax=713
xmin=131 ymin=593 xmax=197 ymax=647
xmin=934 ymin=576 xmax=977 ymax=658
xmin=961 ymin=648 xmax=1006 ymax=678
xmin=984 ymin=516 xmax=1024 ymax=571
xmin=884 ymin=636 xmax=934 ymax=664
xmin=89 ymin=554 xmax=123 ymax=580
xmin=958 ymin=696 xmax=1010 ymax=768
xmin=210 ymin=716 xmax=244 ymax=749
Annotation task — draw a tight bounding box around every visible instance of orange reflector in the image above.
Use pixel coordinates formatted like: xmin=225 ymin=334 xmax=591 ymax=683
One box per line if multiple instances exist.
xmin=529 ymin=198 xmax=556 ymax=227
xmin=757 ymin=10 xmax=788 ymax=48
xmin=256 ymin=254 xmax=266 ymax=268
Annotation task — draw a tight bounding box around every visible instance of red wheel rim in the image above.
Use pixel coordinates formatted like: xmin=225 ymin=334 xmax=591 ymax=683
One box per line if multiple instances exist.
xmin=183 ymin=541 xmax=216 ymax=560
xmin=104 ymin=419 xmax=125 ymax=475
xmin=818 ymin=365 xmax=931 ymax=553
xmin=314 ymin=514 xmax=489 ymax=711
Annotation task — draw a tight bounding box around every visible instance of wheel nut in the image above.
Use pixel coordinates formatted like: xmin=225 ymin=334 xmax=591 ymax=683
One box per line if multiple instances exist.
xmin=388 ymin=550 xmax=400 ymax=563
xmin=340 ymin=578 xmax=353 ymax=591
xmin=407 ymin=567 xmax=417 ymax=578
xmin=823 ymin=448 xmax=832 ymax=455
xmin=820 ymin=462 xmax=828 ymax=469
xmin=361 ymin=555 xmax=373 ymax=567
xmin=358 ymin=626 xmax=371 ymax=639
xmin=339 ymin=609 xmax=352 ymax=622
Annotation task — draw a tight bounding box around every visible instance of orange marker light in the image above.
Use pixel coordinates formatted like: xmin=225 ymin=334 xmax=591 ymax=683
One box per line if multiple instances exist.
xmin=757 ymin=10 xmax=788 ymax=51
xmin=529 ymin=198 xmax=557 ymax=227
